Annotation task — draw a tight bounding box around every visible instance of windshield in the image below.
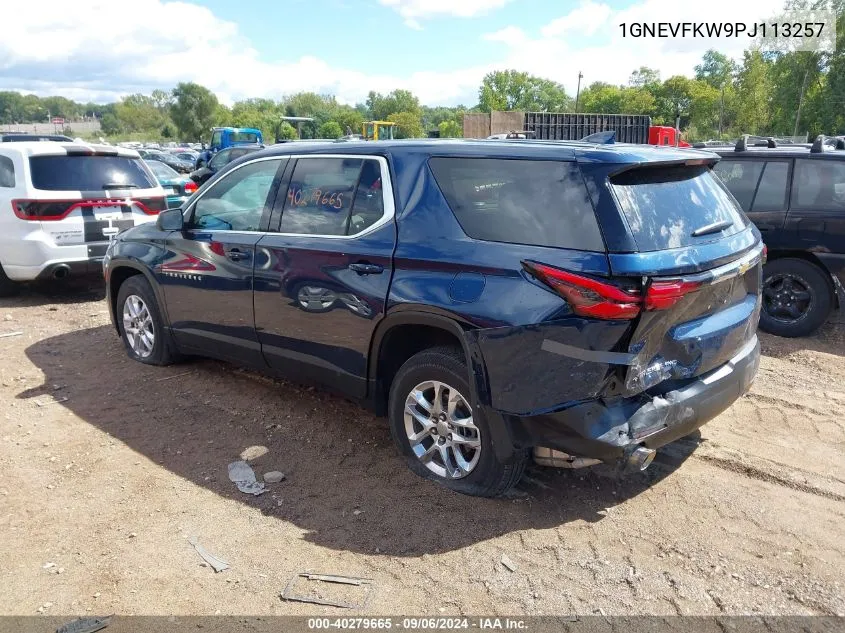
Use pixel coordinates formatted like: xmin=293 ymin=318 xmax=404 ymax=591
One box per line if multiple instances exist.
xmin=29 ymin=155 xmax=157 ymax=191
xmin=611 ymin=165 xmax=748 ymax=251
xmin=232 ymin=131 xmax=260 ymax=143
xmin=145 ymin=160 xmax=179 ymax=180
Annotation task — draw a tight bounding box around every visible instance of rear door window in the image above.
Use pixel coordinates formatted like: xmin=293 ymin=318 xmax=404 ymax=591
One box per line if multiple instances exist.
xmin=611 ymin=164 xmax=747 ymax=251
xmin=751 ymin=161 xmax=790 ymax=212
xmin=712 ymin=159 xmax=764 ymax=211
xmin=29 ymin=155 xmax=156 ymax=191
xmin=791 ymin=159 xmax=845 ymax=211
xmin=428 ymin=157 xmax=604 ymax=251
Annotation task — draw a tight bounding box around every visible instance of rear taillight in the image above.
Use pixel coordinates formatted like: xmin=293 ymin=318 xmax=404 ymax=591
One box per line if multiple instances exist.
xmin=522 ymin=261 xmax=641 ymax=320
xmin=12 ymin=196 xmax=167 ymax=220
xmin=12 ymin=199 xmax=74 ymax=221
xmin=133 ymin=196 xmax=166 ymax=215
xmin=762 ymin=244 xmax=768 ymax=264
xmin=644 ymin=280 xmax=702 ymax=310
xmin=184 ymin=181 xmax=198 ymax=194
xmin=523 ymin=261 xmax=702 ymax=320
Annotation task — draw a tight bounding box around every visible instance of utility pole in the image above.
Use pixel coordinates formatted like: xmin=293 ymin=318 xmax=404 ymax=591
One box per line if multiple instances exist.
xmin=575 ymin=71 xmax=583 ymax=112
xmin=794 ymin=65 xmax=810 ymax=139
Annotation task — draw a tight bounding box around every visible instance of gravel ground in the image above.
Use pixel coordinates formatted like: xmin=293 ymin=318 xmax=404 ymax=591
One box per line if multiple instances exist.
xmin=0 ymin=279 xmax=843 ymax=617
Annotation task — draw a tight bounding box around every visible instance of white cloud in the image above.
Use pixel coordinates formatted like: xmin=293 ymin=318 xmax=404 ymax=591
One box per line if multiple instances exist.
xmin=1 ymin=0 xmax=790 ymax=110
xmin=483 ymin=26 xmax=527 ymax=47
xmin=378 ymin=0 xmax=512 ymax=25
xmin=487 ymin=0 xmax=784 ymax=96
xmin=541 ymin=1 xmax=613 ymax=38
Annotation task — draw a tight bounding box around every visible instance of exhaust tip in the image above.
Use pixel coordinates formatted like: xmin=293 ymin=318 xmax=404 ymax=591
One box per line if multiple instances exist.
xmin=628 ymin=447 xmax=656 ymax=471
xmin=52 ymin=265 xmax=71 ymax=280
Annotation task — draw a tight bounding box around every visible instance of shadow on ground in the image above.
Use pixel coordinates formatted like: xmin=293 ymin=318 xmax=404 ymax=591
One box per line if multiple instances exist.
xmin=0 ymin=276 xmax=106 ymax=307
xmin=20 ymin=325 xmax=699 ymax=557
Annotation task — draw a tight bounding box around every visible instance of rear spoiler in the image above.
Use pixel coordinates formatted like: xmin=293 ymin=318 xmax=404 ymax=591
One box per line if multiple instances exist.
xmin=606 ymin=156 xmax=720 ymax=179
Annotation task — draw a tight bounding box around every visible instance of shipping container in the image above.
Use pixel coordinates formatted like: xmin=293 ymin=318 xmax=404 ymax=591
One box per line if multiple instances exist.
xmin=524 ymin=112 xmax=652 ymax=144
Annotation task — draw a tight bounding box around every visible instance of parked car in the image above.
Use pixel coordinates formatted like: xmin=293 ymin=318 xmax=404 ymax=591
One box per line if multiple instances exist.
xmin=189 ymin=145 xmax=262 ymax=185
xmin=1 ymin=133 xmax=74 ymax=142
xmin=0 ymin=142 xmax=164 ymax=295
xmin=713 ymin=135 xmax=845 ymax=337
xmin=144 ymin=159 xmax=198 ymax=208
xmin=104 ymin=140 xmax=763 ymax=497
xmin=139 ymin=149 xmax=193 ymax=174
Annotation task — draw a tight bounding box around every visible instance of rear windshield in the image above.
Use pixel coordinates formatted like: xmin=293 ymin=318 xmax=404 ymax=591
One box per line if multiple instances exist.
xmin=232 ymin=131 xmax=260 ymax=143
xmin=429 ymin=157 xmax=605 ymax=251
xmin=29 ymin=155 xmax=157 ymax=191
xmin=610 ymin=165 xmax=747 ymax=251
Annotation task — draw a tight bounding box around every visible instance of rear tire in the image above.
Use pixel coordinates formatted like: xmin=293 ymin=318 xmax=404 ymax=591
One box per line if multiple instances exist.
xmin=388 ymin=346 xmax=528 ymax=497
xmin=0 ymin=264 xmax=20 ymax=298
xmin=760 ymin=258 xmax=832 ymax=338
xmin=116 ymin=275 xmax=179 ymax=365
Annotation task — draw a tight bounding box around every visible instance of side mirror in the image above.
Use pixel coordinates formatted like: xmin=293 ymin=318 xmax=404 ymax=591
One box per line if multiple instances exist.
xmin=157 ymin=208 xmax=184 ymax=231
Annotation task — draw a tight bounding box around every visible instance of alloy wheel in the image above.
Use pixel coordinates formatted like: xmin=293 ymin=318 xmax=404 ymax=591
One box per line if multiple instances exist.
xmin=403 ymin=380 xmax=481 ymax=479
xmin=122 ymin=294 xmax=155 ymax=358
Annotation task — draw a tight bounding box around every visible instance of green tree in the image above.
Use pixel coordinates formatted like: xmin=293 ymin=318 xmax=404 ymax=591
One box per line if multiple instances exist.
xmin=387 ymin=111 xmax=423 ymax=138
xmin=277 ymin=121 xmax=298 ymax=140
xmin=114 ymin=94 xmax=168 ymax=133
xmin=733 ymin=50 xmax=773 ymax=135
xmin=579 ymin=82 xmax=623 ymax=113
xmin=656 ymin=75 xmax=695 ymax=125
xmin=629 ymin=67 xmax=661 ymax=89
xmin=100 ymin=112 xmax=122 ymax=135
xmin=478 ymin=70 xmax=571 ymax=112
xmin=695 ymin=50 xmax=737 ymax=90
xmin=170 ymin=82 xmax=219 ymax=141
xmin=366 ymin=89 xmax=421 ymax=120
xmin=317 ymin=120 xmax=343 ymax=138
xmin=438 ymin=119 xmax=462 ymax=138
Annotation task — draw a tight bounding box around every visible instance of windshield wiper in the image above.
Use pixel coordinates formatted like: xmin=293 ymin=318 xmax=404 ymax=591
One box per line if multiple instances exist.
xmin=691 ymin=219 xmax=733 ymax=237
xmin=103 ymin=183 xmax=139 ymax=189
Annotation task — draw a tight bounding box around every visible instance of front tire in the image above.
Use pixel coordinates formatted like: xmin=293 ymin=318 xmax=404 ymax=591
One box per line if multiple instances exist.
xmin=388 ymin=346 xmax=528 ymax=497
xmin=116 ymin=275 xmax=178 ymax=365
xmin=760 ymin=258 xmax=832 ymax=338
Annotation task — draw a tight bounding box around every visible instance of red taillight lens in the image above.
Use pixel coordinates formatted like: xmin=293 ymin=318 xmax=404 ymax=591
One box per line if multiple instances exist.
xmin=644 ymin=280 xmax=702 ymax=310
xmin=184 ymin=181 xmax=198 ymax=194
xmin=523 ymin=261 xmax=642 ymax=320
xmin=12 ymin=199 xmax=75 ymax=221
xmin=133 ymin=196 xmax=166 ymax=215
xmin=762 ymin=244 xmax=768 ymax=264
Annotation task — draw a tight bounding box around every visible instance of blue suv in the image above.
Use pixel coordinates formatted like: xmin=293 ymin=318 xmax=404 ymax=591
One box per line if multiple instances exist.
xmin=103 ymin=140 xmax=763 ymax=497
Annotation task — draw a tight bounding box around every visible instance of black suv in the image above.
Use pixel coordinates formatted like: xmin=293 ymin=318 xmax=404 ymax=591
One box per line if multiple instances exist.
xmin=713 ymin=137 xmax=845 ymax=337
xmin=104 ymin=140 xmax=763 ymax=497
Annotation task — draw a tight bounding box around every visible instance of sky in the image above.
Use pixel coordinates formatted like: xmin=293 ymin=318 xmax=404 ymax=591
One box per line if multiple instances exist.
xmin=0 ymin=0 xmax=785 ymax=106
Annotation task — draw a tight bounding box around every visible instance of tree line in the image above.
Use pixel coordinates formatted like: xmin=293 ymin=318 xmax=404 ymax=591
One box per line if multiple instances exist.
xmin=2 ymin=1 xmax=844 ymax=143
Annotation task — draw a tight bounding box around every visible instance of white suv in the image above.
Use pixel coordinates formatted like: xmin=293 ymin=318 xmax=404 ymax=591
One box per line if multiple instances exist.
xmin=0 ymin=142 xmax=165 ymax=295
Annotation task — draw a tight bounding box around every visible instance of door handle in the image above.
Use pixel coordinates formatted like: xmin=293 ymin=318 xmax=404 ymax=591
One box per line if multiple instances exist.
xmin=348 ymin=262 xmax=384 ymax=275
xmin=225 ymin=248 xmax=250 ymax=262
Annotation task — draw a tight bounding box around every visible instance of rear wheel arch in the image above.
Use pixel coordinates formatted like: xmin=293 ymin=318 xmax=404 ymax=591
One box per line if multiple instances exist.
xmin=108 ymin=263 xmax=166 ymax=333
xmin=765 ymin=250 xmax=836 ymax=297
xmin=368 ymin=310 xmax=479 ymax=416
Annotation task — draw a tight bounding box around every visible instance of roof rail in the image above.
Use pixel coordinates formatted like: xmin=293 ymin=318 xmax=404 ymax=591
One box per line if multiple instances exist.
xmin=811 ymin=134 xmax=826 ymax=153
xmin=735 ymin=135 xmax=749 ymax=152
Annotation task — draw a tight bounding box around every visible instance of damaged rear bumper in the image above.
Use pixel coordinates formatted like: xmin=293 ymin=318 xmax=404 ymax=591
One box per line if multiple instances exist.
xmin=481 ymin=336 xmax=760 ymax=464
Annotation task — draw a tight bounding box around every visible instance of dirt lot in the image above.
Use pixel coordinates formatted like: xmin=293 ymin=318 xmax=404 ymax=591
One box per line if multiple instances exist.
xmin=1 ymin=279 xmax=844 ymax=618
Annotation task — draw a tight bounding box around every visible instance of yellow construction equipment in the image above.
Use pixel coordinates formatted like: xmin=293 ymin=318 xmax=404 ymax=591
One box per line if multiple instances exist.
xmin=362 ymin=121 xmax=396 ymax=141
